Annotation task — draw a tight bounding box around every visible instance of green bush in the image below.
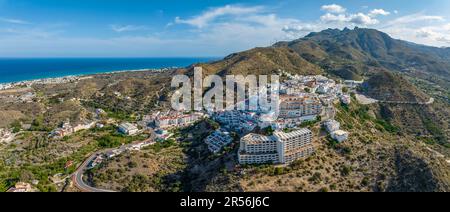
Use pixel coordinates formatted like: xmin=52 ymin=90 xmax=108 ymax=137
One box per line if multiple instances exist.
xmin=376 ymin=119 xmax=399 ymax=133
xmin=273 ymin=167 xmax=284 ymax=175
xmin=97 ymin=135 xmax=122 ymax=148
xmin=340 ymin=165 xmax=352 ymax=176
xmin=10 ymin=120 xmax=22 ymax=133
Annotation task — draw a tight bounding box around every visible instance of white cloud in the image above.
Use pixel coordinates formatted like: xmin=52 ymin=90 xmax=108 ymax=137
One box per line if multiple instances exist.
xmin=0 ymin=17 xmax=30 ymax=25
xmin=320 ymin=13 xmax=347 ymax=23
xmin=436 ymin=36 xmax=450 ymax=44
xmin=174 ymin=5 xmax=263 ymax=28
xmin=443 ymin=23 xmax=450 ymax=31
xmin=282 ymin=24 xmax=316 ymax=34
xmin=369 ymin=9 xmax=390 ymax=17
xmin=110 ymin=24 xmax=148 ymax=33
xmin=319 ymin=6 xmax=388 ymax=26
xmin=414 ymin=27 xmax=450 ymax=44
xmin=172 ymin=4 xmax=311 ymax=44
xmin=378 ymin=12 xmax=450 ymax=46
xmin=0 ymin=27 xmax=61 ymax=38
xmin=384 ymin=13 xmax=444 ymax=27
xmin=3 ymin=3 xmax=450 ymax=57
xmin=350 ymin=13 xmax=380 ymax=25
xmin=321 ymin=12 xmax=379 ymax=26
xmin=321 ymin=4 xmax=346 ymax=14
xmin=416 ymin=28 xmax=435 ymax=38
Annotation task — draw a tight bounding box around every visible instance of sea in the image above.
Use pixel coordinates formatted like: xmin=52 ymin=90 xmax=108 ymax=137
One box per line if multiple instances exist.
xmin=0 ymin=58 xmax=218 ymax=84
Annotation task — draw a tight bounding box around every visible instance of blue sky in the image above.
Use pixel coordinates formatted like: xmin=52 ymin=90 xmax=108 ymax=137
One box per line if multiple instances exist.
xmin=1 ymin=0 xmax=450 ymax=57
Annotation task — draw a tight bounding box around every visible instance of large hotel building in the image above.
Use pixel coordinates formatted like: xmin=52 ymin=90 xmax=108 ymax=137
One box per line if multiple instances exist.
xmin=279 ymin=95 xmax=322 ymax=119
xmin=238 ymin=128 xmax=314 ymax=165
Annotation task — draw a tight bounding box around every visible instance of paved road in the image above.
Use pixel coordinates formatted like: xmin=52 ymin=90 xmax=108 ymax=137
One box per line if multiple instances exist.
xmin=356 ymin=93 xmax=435 ymax=106
xmin=72 ymin=152 xmax=116 ymax=192
xmin=378 ymin=97 xmax=435 ymax=105
xmin=72 ymin=133 xmax=156 ymax=192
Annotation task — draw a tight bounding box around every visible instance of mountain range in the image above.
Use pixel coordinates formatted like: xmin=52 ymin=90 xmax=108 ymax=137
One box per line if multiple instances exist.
xmin=183 ymin=27 xmax=450 ymax=191
xmin=190 ymin=27 xmax=449 ymax=152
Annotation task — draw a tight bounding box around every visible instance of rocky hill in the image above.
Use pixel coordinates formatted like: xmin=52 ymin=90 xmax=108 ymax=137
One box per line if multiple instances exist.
xmin=191 ymin=27 xmax=449 ymax=146
xmin=276 ymin=27 xmax=450 ymax=82
xmin=185 ymin=27 xmax=450 ymax=191
xmin=364 ymin=70 xmax=430 ymax=102
xmin=191 ymin=47 xmax=323 ymax=77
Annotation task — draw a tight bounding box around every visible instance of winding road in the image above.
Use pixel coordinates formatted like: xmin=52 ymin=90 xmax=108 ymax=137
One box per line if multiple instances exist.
xmin=72 ymin=152 xmax=116 ymax=192
xmin=378 ymin=97 xmax=435 ymax=105
xmin=72 ymin=133 xmax=156 ymax=192
xmin=356 ymin=93 xmax=435 ymax=106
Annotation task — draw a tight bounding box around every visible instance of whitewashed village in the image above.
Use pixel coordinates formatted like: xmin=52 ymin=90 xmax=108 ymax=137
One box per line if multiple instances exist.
xmin=0 ymin=68 xmax=362 ymax=193
xmin=1 ymin=70 xmax=360 ymax=175
xmin=86 ymin=69 xmax=359 ymax=169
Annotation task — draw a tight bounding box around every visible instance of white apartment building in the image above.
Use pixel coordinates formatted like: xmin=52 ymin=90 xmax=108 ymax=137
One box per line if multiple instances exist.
xmin=279 ymin=95 xmax=322 ymax=119
xmin=238 ymin=133 xmax=279 ymax=164
xmin=154 ymin=111 xmax=203 ymax=129
xmin=323 ymin=119 xmax=349 ymax=143
xmin=205 ymin=129 xmax=234 ymax=153
xmin=274 ymin=129 xmax=315 ymax=164
xmin=316 ymin=83 xmax=335 ymax=94
xmin=238 ymin=129 xmax=314 ymax=165
xmin=118 ymin=123 xmax=139 ymax=135
xmin=324 ymin=119 xmax=341 ymax=133
xmin=331 ymin=130 xmax=349 ymax=143
xmin=215 ymin=110 xmax=257 ymax=133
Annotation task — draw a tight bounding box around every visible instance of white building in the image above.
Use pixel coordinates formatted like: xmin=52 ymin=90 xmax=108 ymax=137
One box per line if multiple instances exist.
xmin=49 ymin=121 xmax=96 ymax=138
xmin=105 ymin=149 xmax=122 ymax=159
xmin=238 ymin=133 xmax=279 ymax=164
xmin=154 ymin=111 xmax=203 ymax=129
xmin=0 ymin=83 xmax=13 ymax=90
xmin=331 ymin=130 xmax=349 ymax=143
xmin=279 ymin=95 xmax=322 ymax=119
xmin=7 ymin=182 xmax=34 ymax=192
xmin=319 ymin=95 xmax=337 ymax=106
xmin=72 ymin=121 xmax=96 ymax=132
xmin=316 ymin=84 xmax=332 ymax=94
xmin=118 ymin=123 xmax=139 ymax=135
xmin=344 ymin=80 xmax=364 ymax=89
xmin=273 ymin=129 xmax=315 ymax=164
xmin=205 ymin=129 xmax=234 ymax=153
xmin=340 ymin=95 xmax=352 ymax=105
xmin=238 ymin=129 xmax=314 ymax=165
xmin=324 ymin=119 xmax=340 ymax=133
xmin=0 ymin=128 xmax=14 ymax=143
xmin=215 ymin=110 xmax=257 ymax=133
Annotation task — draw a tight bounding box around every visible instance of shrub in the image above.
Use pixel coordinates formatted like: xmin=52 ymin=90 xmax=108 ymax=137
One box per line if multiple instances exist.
xmin=340 ymin=165 xmax=352 ymax=176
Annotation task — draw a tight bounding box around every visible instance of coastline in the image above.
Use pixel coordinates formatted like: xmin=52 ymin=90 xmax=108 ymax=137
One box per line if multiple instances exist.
xmin=0 ymin=67 xmax=175 ymax=90
xmin=0 ymin=57 xmax=219 ymax=85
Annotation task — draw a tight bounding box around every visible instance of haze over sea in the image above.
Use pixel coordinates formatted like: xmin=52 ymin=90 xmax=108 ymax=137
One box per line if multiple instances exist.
xmin=0 ymin=58 xmax=217 ymax=83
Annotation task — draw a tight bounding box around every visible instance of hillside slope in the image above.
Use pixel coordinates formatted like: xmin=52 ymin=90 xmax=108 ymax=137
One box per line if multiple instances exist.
xmin=276 ymin=27 xmax=450 ymax=82
xmin=192 ymin=47 xmax=323 ymax=76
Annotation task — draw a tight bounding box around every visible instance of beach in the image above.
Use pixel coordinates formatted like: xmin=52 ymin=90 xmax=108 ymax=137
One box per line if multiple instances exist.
xmin=0 ymin=67 xmax=174 ymax=91
xmin=0 ymin=57 xmax=217 ymax=84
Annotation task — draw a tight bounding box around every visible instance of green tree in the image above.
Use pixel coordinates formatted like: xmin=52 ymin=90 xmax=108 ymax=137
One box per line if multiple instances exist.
xmin=342 ymin=87 xmax=349 ymax=93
